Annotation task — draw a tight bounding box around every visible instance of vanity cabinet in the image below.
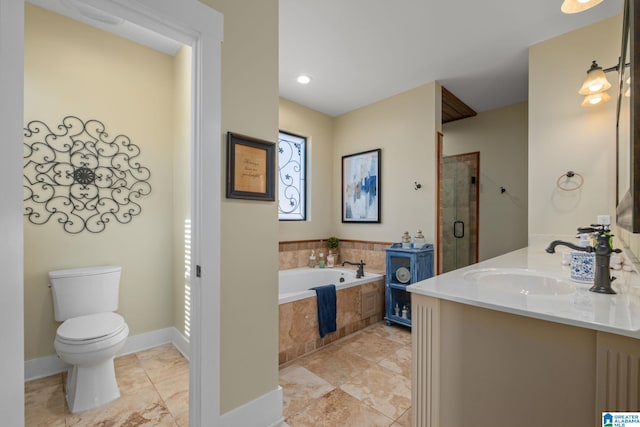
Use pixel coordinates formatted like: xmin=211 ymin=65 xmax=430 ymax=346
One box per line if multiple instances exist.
xmin=410 ymin=294 xmax=640 ymax=427
xmin=385 ymin=243 xmax=433 ymax=327
xmin=405 ymin=241 xmax=640 ymax=426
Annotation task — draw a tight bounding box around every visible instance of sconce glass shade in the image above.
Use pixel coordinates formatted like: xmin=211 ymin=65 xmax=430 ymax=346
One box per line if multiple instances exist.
xmin=561 ymin=0 xmax=604 ymax=14
xmin=578 ymin=61 xmax=612 ymax=95
xmin=625 ymin=75 xmax=631 ymax=97
xmin=581 ymin=91 xmax=611 ymax=107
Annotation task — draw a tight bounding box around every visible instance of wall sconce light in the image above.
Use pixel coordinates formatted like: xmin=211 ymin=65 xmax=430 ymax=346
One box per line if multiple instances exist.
xmin=561 ymin=0 xmax=604 ymax=14
xmin=579 ymin=61 xmax=612 ymax=94
xmin=579 ymin=60 xmax=618 ymax=107
xmin=581 ymin=91 xmax=612 ymax=106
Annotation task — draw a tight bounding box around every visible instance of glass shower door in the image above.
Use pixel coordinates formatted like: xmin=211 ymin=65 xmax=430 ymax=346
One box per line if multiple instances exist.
xmin=440 ymin=152 xmax=479 ymax=273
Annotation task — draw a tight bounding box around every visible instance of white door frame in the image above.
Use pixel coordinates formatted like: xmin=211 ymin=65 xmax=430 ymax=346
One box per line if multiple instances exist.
xmin=0 ymin=1 xmax=27 ymax=425
xmin=0 ymin=1 xmax=223 ymax=425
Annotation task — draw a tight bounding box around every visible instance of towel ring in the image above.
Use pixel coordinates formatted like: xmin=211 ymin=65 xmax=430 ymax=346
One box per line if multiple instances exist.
xmin=556 ymin=171 xmax=584 ymax=191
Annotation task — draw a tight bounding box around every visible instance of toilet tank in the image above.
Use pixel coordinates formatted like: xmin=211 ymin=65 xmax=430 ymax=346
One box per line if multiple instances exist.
xmin=48 ymin=265 xmax=122 ymax=321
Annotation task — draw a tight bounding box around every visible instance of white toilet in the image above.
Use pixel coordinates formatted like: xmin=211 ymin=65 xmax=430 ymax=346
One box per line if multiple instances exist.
xmin=49 ymin=265 xmax=129 ymax=413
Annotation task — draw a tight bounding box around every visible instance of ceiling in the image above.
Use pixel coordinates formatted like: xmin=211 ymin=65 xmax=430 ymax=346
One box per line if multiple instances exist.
xmin=279 ymin=0 xmax=624 ymax=117
xmin=32 ymin=0 xmax=624 ymax=119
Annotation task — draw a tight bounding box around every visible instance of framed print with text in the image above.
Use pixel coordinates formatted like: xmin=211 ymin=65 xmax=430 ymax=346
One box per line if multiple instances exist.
xmin=226 ymin=132 xmax=275 ymax=201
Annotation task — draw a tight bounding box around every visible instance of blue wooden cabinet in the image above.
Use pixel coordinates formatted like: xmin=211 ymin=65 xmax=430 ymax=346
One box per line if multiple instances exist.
xmin=385 ymin=243 xmax=434 ymax=327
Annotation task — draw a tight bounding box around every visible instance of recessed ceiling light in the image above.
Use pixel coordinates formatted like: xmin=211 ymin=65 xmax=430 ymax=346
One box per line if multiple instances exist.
xmin=296 ymin=74 xmax=312 ymax=84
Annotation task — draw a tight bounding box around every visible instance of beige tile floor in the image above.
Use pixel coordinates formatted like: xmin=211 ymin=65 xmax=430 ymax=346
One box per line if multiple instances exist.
xmin=25 ymin=321 xmax=410 ymax=427
xmin=25 ymin=344 xmax=189 ymax=426
xmin=280 ymin=321 xmax=412 ymax=427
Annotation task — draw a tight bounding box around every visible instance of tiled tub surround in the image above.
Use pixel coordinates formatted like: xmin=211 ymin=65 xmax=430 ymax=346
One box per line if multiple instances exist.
xmin=279 ymin=267 xmax=386 ymax=365
xmin=279 ymin=239 xmax=391 ymax=273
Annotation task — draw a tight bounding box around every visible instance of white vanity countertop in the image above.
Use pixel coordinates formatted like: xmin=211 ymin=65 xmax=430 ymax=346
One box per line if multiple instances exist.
xmin=407 ymin=237 xmax=640 ymax=339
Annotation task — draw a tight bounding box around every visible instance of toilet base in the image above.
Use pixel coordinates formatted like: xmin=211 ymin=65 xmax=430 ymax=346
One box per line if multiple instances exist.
xmin=66 ymin=358 xmax=120 ymax=413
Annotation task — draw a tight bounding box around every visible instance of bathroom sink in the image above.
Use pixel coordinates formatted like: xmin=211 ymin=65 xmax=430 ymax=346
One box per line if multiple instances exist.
xmin=463 ymin=269 xmax=575 ymax=296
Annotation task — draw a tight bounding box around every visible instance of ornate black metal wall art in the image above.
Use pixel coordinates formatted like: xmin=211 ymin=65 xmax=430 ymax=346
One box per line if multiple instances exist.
xmin=23 ymin=116 xmax=152 ymax=233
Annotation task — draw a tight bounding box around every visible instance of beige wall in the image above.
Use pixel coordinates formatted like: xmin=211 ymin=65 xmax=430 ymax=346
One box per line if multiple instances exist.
xmin=279 ymin=98 xmax=334 ymax=241
xmin=24 ymin=5 xmax=175 ymax=360
xmin=279 ymin=84 xmax=441 ymax=262
xmin=333 ymin=82 xmax=442 ymax=244
xmin=199 ymin=0 xmax=280 ymax=414
xmin=443 ymin=102 xmax=528 ymax=260
xmin=529 ymin=15 xmax=620 ymax=238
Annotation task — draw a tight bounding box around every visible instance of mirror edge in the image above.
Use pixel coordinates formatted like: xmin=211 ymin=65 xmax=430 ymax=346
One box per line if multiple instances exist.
xmin=616 ymin=0 xmax=640 ymax=233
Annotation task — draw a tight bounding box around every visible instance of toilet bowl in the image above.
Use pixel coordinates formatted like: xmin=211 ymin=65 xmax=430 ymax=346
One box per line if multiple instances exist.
xmin=54 ymin=312 xmax=129 ymax=413
xmin=48 ymin=266 xmax=129 ymax=413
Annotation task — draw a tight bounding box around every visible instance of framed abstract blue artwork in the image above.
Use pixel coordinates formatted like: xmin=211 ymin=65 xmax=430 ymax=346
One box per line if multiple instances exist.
xmin=342 ymin=148 xmax=381 ymax=223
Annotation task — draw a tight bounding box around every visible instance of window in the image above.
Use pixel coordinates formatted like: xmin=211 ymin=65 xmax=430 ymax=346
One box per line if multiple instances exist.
xmin=278 ymin=131 xmax=307 ymax=220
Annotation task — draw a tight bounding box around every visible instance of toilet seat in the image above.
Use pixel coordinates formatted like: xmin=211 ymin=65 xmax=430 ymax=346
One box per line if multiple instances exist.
xmin=56 ymin=312 xmax=126 ymax=345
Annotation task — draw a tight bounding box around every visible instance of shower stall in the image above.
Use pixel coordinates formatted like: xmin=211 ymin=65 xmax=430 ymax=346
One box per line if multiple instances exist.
xmin=439 ymin=152 xmax=479 ymax=274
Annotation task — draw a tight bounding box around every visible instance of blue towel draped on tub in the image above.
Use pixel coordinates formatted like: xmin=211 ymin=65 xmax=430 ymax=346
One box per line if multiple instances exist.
xmin=310 ymin=284 xmax=337 ymax=338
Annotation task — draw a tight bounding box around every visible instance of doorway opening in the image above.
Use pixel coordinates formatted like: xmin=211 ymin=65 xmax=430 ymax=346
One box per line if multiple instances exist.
xmin=11 ymin=0 xmax=223 ymax=425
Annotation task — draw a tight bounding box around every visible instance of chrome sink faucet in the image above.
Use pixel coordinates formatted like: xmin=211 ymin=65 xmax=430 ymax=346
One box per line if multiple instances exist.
xmin=342 ymin=260 xmax=366 ymax=278
xmin=545 ymin=225 xmax=622 ymax=294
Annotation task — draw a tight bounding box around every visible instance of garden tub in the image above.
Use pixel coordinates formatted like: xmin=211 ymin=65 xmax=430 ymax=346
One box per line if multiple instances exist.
xmin=278 ymin=267 xmax=385 ymax=365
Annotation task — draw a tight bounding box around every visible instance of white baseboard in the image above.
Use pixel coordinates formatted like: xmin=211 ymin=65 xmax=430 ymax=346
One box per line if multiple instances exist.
xmin=220 ymin=386 xmax=283 ymax=427
xmin=119 ymin=327 xmax=174 ymax=356
xmin=171 ymin=327 xmax=190 ymax=360
xmin=24 ymin=353 xmax=67 ymax=382
xmin=25 ymin=327 xmax=189 ymax=381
